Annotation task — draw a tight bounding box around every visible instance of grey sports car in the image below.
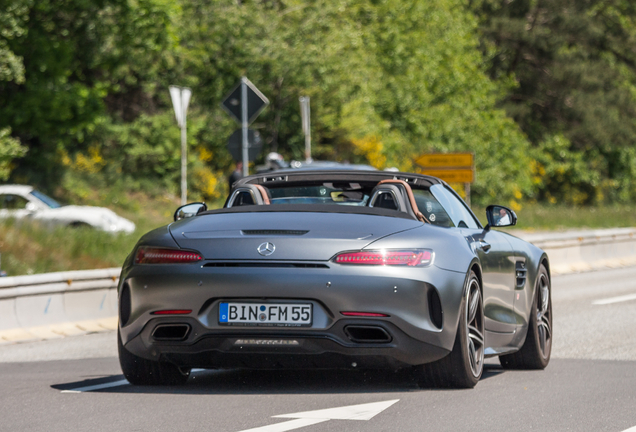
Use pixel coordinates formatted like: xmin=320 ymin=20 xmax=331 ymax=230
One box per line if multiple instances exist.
xmin=117 ymin=170 xmax=552 ymax=388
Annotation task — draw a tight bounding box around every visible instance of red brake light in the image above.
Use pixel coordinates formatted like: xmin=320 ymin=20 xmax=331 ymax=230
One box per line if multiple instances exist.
xmin=151 ymin=310 xmax=192 ymax=315
xmin=341 ymin=312 xmax=390 ymax=317
xmin=135 ymin=247 xmax=202 ymax=264
xmin=333 ymin=249 xmax=433 ymax=267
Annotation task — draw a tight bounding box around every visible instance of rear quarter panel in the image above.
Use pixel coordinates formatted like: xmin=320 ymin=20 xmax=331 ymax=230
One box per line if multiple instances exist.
xmin=502 ymin=232 xmax=550 ymax=329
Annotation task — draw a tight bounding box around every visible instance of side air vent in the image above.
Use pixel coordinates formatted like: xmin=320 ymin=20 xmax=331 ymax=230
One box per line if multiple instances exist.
xmin=241 ymin=230 xmax=309 ymax=236
xmin=119 ymin=282 xmax=131 ymax=327
xmin=515 ymin=261 xmax=527 ymax=288
xmin=203 ymin=262 xmax=329 ymax=269
xmin=428 ymin=288 xmax=443 ymax=329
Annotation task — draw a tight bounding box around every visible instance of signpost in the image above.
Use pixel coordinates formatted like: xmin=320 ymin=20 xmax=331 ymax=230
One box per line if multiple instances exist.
xmin=169 ymin=86 xmax=192 ymax=205
xmin=415 ymin=152 xmax=475 ymax=207
xmin=227 ymin=128 xmax=263 ymax=162
xmin=221 ymin=77 xmax=269 ymax=176
xmin=299 ymin=96 xmax=311 ymax=162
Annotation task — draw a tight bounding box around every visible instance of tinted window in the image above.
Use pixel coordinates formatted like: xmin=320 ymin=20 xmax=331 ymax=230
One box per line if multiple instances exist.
xmin=372 ymin=191 xmax=399 ymax=210
xmin=412 ymin=189 xmax=454 ymax=227
xmin=233 ymin=191 xmax=255 ymax=206
xmin=429 ymin=184 xmax=480 ymax=229
xmin=268 ymin=184 xmax=369 ymax=206
xmin=0 ymin=194 xmax=29 ymax=210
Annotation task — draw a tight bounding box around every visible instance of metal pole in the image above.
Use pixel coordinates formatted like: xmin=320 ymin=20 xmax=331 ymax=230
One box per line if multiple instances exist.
xmin=300 ymin=97 xmax=311 ymax=162
xmin=180 ymin=88 xmax=188 ymax=205
xmin=241 ymin=78 xmax=249 ymax=176
xmin=465 ymin=183 xmax=471 ymax=208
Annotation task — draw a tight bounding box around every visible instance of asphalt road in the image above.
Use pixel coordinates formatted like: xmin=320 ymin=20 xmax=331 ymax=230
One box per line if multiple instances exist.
xmin=1 ymin=266 xmax=635 ymax=432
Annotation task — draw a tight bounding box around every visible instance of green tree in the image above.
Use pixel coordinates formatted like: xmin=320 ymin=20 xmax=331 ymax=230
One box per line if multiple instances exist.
xmin=0 ymin=0 xmax=29 ymax=179
xmin=470 ymin=0 xmax=636 ymax=204
xmin=0 ymin=0 xmax=174 ymax=185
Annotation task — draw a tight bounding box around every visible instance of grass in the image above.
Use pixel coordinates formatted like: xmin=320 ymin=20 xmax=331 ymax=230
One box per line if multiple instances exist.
xmin=2 ymin=198 xmax=636 ymax=276
xmin=473 ymin=204 xmax=636 ymax=231
xmin=0 ymin=190 xmax=226 ymax=276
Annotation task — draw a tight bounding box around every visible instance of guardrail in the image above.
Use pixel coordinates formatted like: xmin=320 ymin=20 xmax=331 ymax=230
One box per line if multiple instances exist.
xmin=1 ymin=228 xmax=636 ymax=343
xmin=515 ymin=228 xmax=636 ymax=274
xmin=0 ymin=268 xmax=120 ymax=342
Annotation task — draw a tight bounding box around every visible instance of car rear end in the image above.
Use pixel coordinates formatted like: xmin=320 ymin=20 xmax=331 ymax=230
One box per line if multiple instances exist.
xmin=118 ymin=210 xmax=470 ymax=371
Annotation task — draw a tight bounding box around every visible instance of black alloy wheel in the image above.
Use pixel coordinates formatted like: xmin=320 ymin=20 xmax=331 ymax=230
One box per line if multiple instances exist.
xmin=416 ymin=270 xmax=484 ymax=388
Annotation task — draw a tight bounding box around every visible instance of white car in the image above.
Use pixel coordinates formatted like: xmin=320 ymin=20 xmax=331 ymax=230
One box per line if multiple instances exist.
xmin=0 ymin=185 xmax=135 ymax=234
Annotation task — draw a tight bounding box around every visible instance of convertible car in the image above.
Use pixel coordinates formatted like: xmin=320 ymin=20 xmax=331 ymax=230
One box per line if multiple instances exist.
xmin=117 ymin=170 xmax=552 ymax=388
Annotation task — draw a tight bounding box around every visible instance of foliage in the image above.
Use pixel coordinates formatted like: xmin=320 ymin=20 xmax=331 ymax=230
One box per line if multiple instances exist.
xmin=1 ymin=0 xmax=635 ymax=211
xmin=0 ymin=0 xmax=29 ymax=180
xmin=0 ymin=127 xmax=27 ymax=181
xmin=0 ymin=0 xmax=175 ymax=186
xmin=170 ymin=0 xmax=532 ymax=204
xmin=470 ymin=0 xmax=636 ymax=204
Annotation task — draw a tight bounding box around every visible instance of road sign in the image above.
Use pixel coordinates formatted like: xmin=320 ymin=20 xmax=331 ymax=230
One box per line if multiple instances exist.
xmin=169 ymin=85 xmax=192 ymax=205
xmin=227 ymin=128 xmax=263 ymax=162
xmin=235 ymin=399 xmax=399 ymax=432
xmin=169 ymin=86 xmax=191 ymax=129
xmin=221 ymin=77 xmax=269 ymax=125
xmin=415 ymin=152 xmax=473 ymax=168
xmin=415 ymin=152 xmax=475 ymax=206
xmin=221 ymin=77 xmax=270 ymax=176
xmin=418 ymin=168 xmax=474 ymax=183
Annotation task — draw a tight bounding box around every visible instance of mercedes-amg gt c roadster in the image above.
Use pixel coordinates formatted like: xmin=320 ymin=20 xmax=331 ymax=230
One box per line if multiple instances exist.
xmin=118 ymin=170 xmax=552 ymax=388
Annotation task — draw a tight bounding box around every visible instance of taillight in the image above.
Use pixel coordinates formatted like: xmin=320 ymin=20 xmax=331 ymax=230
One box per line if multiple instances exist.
xmin=151 ymin=310 xmax=192 ymax=315
xmin=341 ymin=311 xmax=390 ymax=317
xmin=135 ymin=247 xmax=202 ymax=264
xmin=333 ymin=249 xmax=433 ymax=267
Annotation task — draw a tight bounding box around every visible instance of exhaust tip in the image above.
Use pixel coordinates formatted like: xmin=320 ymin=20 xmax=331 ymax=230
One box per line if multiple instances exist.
xmin=344 ymin=325 xmax=392 ymax=343
xmin=152 ymin=324 xmax=190 ymax=341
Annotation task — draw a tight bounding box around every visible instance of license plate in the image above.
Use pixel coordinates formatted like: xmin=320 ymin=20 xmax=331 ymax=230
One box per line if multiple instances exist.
xmin=219 ymin=302 xmax=312 ymax=327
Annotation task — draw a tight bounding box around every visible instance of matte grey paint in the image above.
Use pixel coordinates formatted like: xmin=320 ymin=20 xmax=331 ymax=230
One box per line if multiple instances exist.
xmin=119 ymin=201 xmax=548 ymax=370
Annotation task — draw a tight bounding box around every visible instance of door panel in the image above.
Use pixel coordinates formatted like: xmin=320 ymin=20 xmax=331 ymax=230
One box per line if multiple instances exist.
xmin=465 ymin=229 xmax=516 ymax=334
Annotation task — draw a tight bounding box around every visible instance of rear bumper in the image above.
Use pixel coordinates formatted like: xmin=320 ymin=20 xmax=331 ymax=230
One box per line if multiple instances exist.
xmin=119 ymin=261 xmax=468 ymax=368
xmin=123 ymin=316 xmax=450 ymax=369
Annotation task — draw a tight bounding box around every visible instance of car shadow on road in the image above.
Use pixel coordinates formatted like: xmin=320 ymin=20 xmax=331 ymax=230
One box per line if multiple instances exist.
xmin=51 ymin=363 xmax=505 ymax=395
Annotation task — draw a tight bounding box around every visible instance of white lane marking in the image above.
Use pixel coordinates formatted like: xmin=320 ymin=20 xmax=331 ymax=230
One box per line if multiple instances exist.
xmin=621 ymin=427 xmax=636 ymax=432
xmin=235 ymin=399 xmax=399 ymax=432
xmin=592 ymin=293 xmax=636 ymax=305
xmin=235 ymin=418 xmax=329 ymax=432
xmin=61 ymin=379 xmax=129 ymax=393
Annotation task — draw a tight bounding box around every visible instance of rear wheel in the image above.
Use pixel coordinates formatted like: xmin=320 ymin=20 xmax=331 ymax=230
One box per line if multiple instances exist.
xmin=118 ymin=329 xmax=190 ymax=385
xmin=500 ymin=264 xmax=552 ymax=369
xmin=416 ymin=271 xmax=484 ymax=388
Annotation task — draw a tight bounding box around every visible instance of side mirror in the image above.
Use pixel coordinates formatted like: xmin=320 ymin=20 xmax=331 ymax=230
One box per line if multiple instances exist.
xmin=174 ymin=202 xmax=207 ymax=221
xmin=25 ymin=202 xmax=37 ymax=212
xmin=486 ymin=205 xmax=517 ymax=228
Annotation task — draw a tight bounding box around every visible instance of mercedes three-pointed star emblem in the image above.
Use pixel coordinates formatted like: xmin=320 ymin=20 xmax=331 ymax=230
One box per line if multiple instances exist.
xmin=257 ymin=242 xmax=276 ymax=256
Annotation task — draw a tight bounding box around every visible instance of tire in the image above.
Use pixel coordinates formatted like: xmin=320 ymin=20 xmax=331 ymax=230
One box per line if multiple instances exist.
xmin=118 ymin=328 xmax=190 ymax=386
xmin=69 ymin=221 xmax=91 ymax=229
xmin=500 ymin=264 xmax=552 ymax=369
xmin=416 ymin=270 xmax=485 ymax=388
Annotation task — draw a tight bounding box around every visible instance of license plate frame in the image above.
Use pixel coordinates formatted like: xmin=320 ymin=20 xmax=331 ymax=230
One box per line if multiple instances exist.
xmin=219 ymin=302 xmax=313 ymax=327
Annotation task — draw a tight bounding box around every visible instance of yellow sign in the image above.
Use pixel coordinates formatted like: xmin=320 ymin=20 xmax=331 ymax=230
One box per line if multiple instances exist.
xmin=415 ymin=153 xmax=473 ymax=169
xmin=419 ymin=169 xmax=474 ymax=183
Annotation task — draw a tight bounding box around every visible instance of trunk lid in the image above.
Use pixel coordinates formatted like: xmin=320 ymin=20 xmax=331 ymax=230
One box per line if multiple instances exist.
xmin=170 ymin=211 xmax=421 ymax=261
